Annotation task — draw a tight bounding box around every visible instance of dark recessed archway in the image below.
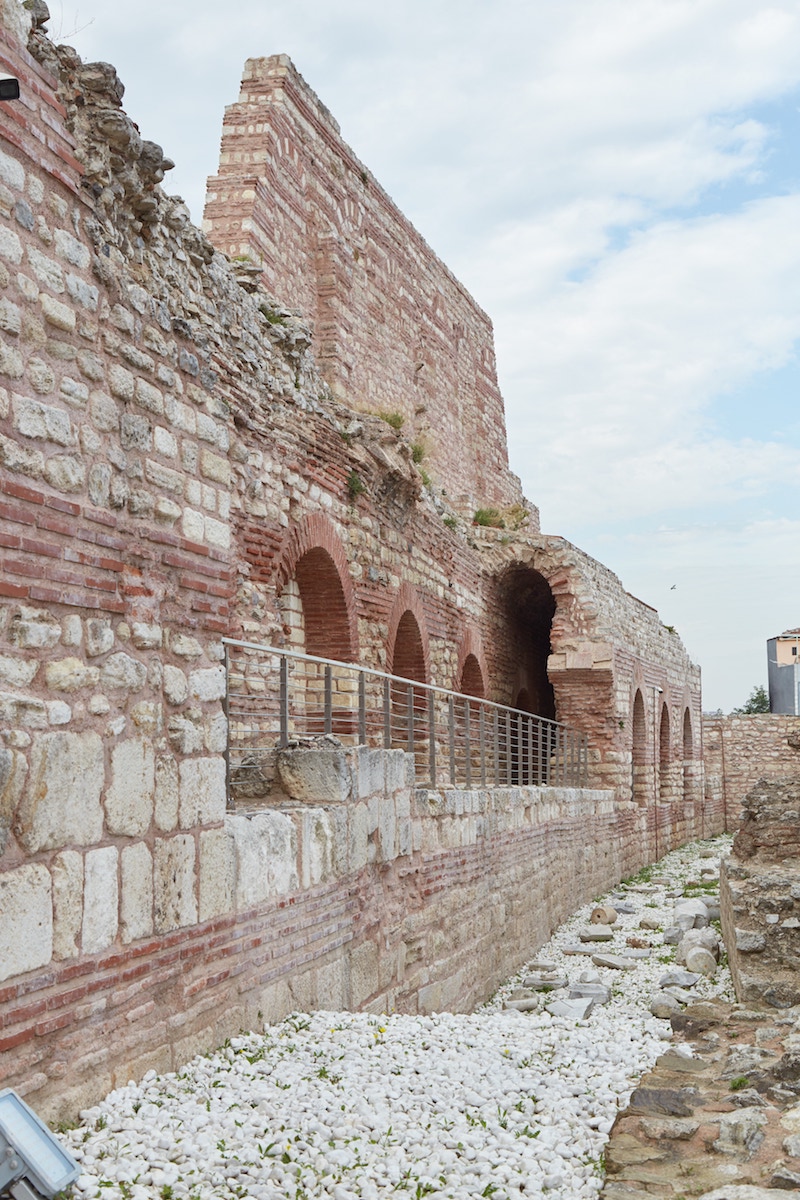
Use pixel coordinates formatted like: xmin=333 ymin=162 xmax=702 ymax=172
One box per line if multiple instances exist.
xmin=460 ymin=653 xmax=485 ymax=699
xmin=497 ymin=565 xmax=556 ymax=721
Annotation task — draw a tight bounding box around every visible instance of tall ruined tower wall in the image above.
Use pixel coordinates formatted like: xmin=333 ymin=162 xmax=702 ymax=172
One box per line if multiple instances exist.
xmin=204 ymin=55 xmax=522 ymax=516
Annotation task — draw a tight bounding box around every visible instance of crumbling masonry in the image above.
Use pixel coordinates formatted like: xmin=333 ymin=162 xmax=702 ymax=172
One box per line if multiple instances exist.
xmin=0 ymin=1 xmax=719 ymax=1118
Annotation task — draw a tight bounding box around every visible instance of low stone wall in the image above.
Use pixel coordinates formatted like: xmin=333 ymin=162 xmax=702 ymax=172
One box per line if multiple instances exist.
xmin=0 ymin=743 xmax=679 ymax=1122
xmin=703 ymin=713 xmax=800 ymax=828
xmin=721 ymin=776 xmax=800 ymax=1009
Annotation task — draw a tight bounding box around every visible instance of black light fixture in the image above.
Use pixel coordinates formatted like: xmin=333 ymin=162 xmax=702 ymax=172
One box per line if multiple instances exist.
xmin=0 ymin=76 xmax=21 ymax=101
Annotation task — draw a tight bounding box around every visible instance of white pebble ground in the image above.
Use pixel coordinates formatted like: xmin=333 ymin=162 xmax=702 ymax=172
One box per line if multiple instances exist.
xmin=61 ymin=837 xmax=734 ymax=1200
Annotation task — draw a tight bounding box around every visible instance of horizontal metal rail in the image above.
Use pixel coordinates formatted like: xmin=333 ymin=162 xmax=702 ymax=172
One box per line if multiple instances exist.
xmin=223 ymin=639 xmax=590 ymax=795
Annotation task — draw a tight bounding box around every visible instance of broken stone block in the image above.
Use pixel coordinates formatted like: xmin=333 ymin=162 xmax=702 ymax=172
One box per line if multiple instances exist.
xmin=590 ymin=904 xmax=617 ymax=924
xmin=277 ymin=745 xmax=352 ymax=804
xmin=547 ymin=996 xmax=594 ymax=1020
xmin=592 ymin=953 xmax=637 ymax=970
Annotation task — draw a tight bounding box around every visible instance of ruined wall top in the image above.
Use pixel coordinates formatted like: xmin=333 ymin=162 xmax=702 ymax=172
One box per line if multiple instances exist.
xmin=203 ymin=54 xmax=524 ymax=517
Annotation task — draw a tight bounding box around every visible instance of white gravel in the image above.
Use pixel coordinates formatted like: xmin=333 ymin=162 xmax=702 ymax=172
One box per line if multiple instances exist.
xmin=61 ymin=836 xmax=734 ymax=1200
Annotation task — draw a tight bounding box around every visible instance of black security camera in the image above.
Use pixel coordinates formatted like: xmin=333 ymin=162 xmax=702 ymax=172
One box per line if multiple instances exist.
xmin=0 ymin=76 xmax=20 ymax=101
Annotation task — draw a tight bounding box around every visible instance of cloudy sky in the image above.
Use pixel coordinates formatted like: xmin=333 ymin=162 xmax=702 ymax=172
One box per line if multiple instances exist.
xmin=54 ymin=0 xmax=800 ymax=712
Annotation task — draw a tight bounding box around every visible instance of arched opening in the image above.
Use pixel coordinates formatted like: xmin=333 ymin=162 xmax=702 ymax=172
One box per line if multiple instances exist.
xmin=290 ymin=547 xmax=355 ymax=661
xmin=632 ymin=689 xmax=648 ymax=804
xmin=497 ymin=566 xmax=556 ymax=721
xmin=391 ymin=610 xmax=427 ymax=684
xmin=460 ymin=654 xmax=485 ymax=699
xmin=390 ymin=609 xmax=428 ymax=749
xmin=279 ymin=546 xmax=357 ymax=736
xmin=682 ymin=708 xmax=695 ymax=809
xmin=659 ymin=705 xmax=670 ymax=803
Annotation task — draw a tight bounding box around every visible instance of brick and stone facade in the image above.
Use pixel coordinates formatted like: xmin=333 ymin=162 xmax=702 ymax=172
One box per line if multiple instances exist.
xmin=0 ymin=1 xmax=717 ymax=1118
xmin=703 ymin=712 xmax=800 ymax=829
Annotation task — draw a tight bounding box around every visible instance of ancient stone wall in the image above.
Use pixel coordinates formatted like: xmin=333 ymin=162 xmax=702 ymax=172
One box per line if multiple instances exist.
xmin=703 ymin=713 xmax=800 ymax=829
xmin=721 ymin=776 xmax=800 ymax=1009
xmin=204 ymin=55 xmax=523 ymax=517
xmin=0 ymin=2 xmax=716 ymax=1119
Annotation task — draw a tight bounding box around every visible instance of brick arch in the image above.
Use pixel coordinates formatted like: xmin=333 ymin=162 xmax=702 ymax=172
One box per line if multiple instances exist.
xmin=632 ymin=688 xmax=648 ymax=805
xmin=455 ymin=628 xmax=487 ymax=697
xmin=659 ymin=703 xmax=670 ymax=802
xmin=387 ymin=582 xmax=430 ymax=683
xmin=275 ymin=513 xmax=358 ymax=662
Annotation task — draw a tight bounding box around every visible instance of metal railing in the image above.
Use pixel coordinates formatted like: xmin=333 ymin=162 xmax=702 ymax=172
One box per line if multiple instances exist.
xmin=223 ymin=639 xmax=590 ymax=796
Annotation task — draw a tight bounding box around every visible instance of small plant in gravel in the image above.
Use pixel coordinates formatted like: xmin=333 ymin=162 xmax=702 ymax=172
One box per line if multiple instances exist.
xmin=729 ymin=1075 xmax=750 ymax=1091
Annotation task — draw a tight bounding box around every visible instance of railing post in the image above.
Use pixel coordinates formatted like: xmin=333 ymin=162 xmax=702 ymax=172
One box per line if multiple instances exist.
xmin=407 ymin=684 xmax=414 ymax=755
xmin=279 ymin=655 xmax=289 ymax=747
xmin=494 ymin=709 xmax=500 ymax=785
xmin=505 ymin=710 xmax=512 ymax=785
xmin=428 ymin=690 xmax=436 ymax=788
xmin=545 ymin=721 xmax=551 ymax=785
xmin=383 ymin=678 xmax=391 ymax=749
xmin=464 ymin=699 xmax=471 ymax=790
xmin=448 ymin=696 xmax=456 ymax=785
xmin=527 ymin=717 xmax=533 ymax=788
xmin=324 ymin=663 xmax=332 ymax=735
xmin=479 ymin=705 xmax=486 ymax=788
xmin=358 ymin=673 xmax=367 ymax=744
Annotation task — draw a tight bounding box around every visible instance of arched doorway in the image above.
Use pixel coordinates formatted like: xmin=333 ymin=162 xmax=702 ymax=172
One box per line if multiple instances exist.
xmin=389 ymin=608 xmax=428 ymax=749
xmin=632 ymin=689 xmax=648 ymax=804
xmin=460 ymin=653 xmax=485 ymax=698
xmin=659 ymin=705 xmax=670 ymax=803
xmin=497 ymin=565 xmax=556 ymax=721
xmin=278 ymin=542 xmax=358 ymax=736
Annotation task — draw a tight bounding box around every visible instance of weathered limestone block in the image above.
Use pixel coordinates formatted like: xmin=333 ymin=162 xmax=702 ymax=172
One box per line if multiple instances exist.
xmin=376 ymin=795 xmax=397 ymax=862
xmin=15 ymin=731 xmax=104 ymax=853
xmin=188 ymin=666 xmax=225 ymax=702
xmin=349 ymin=939 xmax=379 ymax=1009
xmin=349 ymin=802 xmax=369 ymax=873
xmin=44 ymin=657 xmax=100 ymax=692
xmin=82 ymin=845 xmax=119 ymax=955
xmin=198 ymin=827 xmax=235 ymax=920
xmin=0 ymin=746 xmax=27 ymax=853
xmin=51 ymin=849 xmax=83 ymax=959
xmin=10 ymin=606 xmax=60 ymax=649
xmin=154 ymin=754 xmax=179 ymax=830
xmin=163 ymin=664 xmax=188 ymax=705
xmin=170 ymin=634 xmax=203 ymax=658
xmin=105 ymin=737 xmax=155 ymax=836
xmin=0 ymin=653 xmax=39 ymax=687
xmin=100 ymin=652 xmax=147 ymax=691
xmin=229 ymin=812 xmax=298 ymax=910
xmin=277 ymin=746 xmax=352 ymax=804
xmin=298 ymin=808 xmax=334 ymax=888
xmin=0 ymin=863 xmax=52 ymax=983
xmin=154 ymin=835 xmax=197 ymax=932
xmin=178 ymin=756 xmax=226 ymax=827
xmin=120 ymin=842 xmax=153 ymax=942
xmin=355 ymin=746 xmax=385 ymax=800
xmin=85 ymin=618 xmax=114 ymax=657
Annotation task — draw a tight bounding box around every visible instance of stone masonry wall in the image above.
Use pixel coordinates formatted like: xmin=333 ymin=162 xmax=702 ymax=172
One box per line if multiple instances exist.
xmin=721 ymin=776 xmax=800 ymax=1009
xmin=0 ymin=1 xmax=716 ymax=1121
xmin=2 ymin=739 xmax=658 ymax=1122
xmin=703 ymin=713 xmax=800 ymax=829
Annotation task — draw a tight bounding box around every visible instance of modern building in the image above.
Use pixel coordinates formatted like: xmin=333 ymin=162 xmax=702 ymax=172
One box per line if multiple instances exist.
xmin=768 ymin=629 xmax=800 ymax=715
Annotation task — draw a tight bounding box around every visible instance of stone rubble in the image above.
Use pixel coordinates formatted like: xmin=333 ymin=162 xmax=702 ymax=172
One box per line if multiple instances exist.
xmin=59 ymin=837 xmax=735 ymax=1200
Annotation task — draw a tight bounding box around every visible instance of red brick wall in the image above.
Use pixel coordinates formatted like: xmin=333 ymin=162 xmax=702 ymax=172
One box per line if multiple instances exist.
xmin=204 ymin=55 xmax=522 ymax=516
